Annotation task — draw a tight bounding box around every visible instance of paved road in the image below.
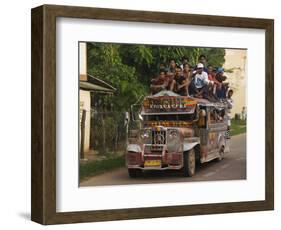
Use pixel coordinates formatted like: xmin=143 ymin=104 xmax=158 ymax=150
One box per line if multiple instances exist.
xmin=80 ymin=134 xmax=246 ymax=187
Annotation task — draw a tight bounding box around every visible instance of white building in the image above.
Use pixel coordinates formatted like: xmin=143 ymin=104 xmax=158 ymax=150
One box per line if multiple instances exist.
xmin=223 ymin=49 xmax=247 ymax=118
xmin=79 ymin=42 xmax=116 ymax=158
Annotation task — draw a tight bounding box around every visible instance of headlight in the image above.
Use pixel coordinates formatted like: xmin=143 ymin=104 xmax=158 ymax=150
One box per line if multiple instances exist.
xmin=140 ymin=129 xmax=151 ymax=139
xmin=167 ymin=129 xmax=181 ymax=152
xmin=168 ymin=129 xmax=178 ymax=139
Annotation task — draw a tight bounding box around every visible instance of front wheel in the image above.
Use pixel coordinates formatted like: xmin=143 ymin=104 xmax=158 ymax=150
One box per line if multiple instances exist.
xmin=182 ymin=149 xmax=196 ymax=177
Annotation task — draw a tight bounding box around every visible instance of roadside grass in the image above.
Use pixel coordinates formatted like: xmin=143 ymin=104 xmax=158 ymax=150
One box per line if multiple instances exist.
xmin=80 ymin=154 xmax=125 ymax=182
xmin=230 ymin=119 xmax=246 ymax=136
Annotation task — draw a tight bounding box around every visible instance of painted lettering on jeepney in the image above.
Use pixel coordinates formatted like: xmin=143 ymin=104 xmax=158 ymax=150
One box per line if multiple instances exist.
xmin=144 ymin=120 xmax=193 ymax=127
xmin=143 ymin=97 xmax=196 ymax=112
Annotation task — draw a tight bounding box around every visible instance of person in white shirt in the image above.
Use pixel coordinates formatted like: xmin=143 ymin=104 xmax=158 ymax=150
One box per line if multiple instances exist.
xmin=189 ymin=63 xmax=211 ymax=99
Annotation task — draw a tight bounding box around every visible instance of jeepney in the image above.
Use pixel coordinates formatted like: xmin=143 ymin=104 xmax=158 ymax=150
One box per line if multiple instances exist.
xmin=126 ymin=90 xmax=229 ymax=178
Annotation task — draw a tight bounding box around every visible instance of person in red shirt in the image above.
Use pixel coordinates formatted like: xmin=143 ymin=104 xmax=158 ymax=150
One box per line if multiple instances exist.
xmin=207 ymin=65 xmax=216 ymax=80
xmin=207 ymin=65 xmax=218 ymax=96
xmin=150 ymin=70 xmax=168 ymax=94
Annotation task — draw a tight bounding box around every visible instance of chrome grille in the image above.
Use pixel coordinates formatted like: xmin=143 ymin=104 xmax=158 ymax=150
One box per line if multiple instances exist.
xmin=152 ymin=130 xmax=166 ymax=145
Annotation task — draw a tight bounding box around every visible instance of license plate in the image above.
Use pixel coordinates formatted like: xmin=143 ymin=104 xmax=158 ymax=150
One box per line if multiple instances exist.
xmin=144 ymin=160 xmax=161 ymax=167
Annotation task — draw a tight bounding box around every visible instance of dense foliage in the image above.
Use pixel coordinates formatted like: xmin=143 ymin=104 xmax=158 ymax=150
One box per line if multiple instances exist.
xmin=87 ymin=42 xmax=225 ymax=111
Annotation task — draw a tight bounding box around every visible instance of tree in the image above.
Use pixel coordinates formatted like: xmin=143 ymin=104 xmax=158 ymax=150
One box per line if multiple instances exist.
xmin=87 ymin=43 xmax=148 ymax=112
xmin=87 ymin=42 xmax=226 ymax=111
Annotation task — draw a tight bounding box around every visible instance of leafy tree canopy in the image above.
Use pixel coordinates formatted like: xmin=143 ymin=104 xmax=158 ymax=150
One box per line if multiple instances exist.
xmin=87 ymin=43 xmax=225 ymax=111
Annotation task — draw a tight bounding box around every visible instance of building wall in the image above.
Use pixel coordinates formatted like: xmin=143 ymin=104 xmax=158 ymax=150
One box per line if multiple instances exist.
xmin=79 ymin=42 xmax=87 ymax=81
xmin=79 ymin=89 xmax=91 ymax=153
xmin=223 ymin=49 xmax=247 ymax=118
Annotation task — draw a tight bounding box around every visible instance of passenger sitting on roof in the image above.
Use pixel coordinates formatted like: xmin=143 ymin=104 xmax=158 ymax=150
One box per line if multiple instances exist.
xmin=167 ymin=58 xmax=177 ymax=74
xmin=207 ymin=65 xmax=218 ymax=94
xmin=198 ymin=54 xmax=209 ymax=73
xmin=215 ymin=67 xmax=229 ymax=100
xmin=189 ymin=63 xmax=212 ymax=99
xmin=150 ymin=70 xmax=168 ymax=95
xmin=171 ymin=65 xmax=189 ymax=96
xmin=206 ymin=64 xmax=220 ymax=101
xmin=165 ymin=71 xmax=176 ymax=91
xmin=182 ymin=63 xmax=192 ymax=96
xmin=207 ymin=65 xmax=216 ymax=81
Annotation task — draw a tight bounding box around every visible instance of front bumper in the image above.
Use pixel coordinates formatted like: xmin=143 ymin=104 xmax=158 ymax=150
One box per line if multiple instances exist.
xmin=128 ymin=164 xmax=183 ymax=170
xmin=126 ymin=144 xmax=183 ymax=170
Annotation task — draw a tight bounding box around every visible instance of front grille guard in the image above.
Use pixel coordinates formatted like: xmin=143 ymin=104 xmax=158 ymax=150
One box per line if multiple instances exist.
xmin=142 ymin=144 xmax=167 ymax=162
xmin=151 ymin=130 xmax=166 ymax=145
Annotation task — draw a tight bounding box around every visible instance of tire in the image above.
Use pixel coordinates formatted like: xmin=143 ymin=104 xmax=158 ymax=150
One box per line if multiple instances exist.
xmin=182 ymin=149 xmax=196 ymax=177
xmin=128 ymin=168 xmax=141 ymax=178
xmin=216 ymin=145 xmax=225 ymax=161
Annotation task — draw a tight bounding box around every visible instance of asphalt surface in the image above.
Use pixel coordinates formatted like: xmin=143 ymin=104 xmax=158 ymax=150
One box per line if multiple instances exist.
xmin=80 ymin=133 xmax=246 ymax=187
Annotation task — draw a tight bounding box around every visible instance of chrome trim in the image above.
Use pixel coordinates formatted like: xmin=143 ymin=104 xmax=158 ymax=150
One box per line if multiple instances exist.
xmin=143 ymin=154 xmax=162 ymax=157
xmin=128 ymin=165 xmax=182 ymax=170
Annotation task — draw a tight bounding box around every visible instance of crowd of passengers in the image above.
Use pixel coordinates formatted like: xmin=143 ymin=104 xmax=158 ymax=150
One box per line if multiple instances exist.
xmin=150 ymin=55 xmax=231 ymax=102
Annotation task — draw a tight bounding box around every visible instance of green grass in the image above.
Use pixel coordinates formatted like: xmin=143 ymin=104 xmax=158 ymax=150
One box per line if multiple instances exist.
xmin=230 ymin=119 xmax=246 ymax=136
xmin=80 ymin=154 xmax=125 ymax=181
